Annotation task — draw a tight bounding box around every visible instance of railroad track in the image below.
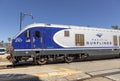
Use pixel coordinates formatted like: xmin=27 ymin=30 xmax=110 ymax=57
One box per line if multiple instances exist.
xmin=0 ymin=57 xmax=120 ymax=69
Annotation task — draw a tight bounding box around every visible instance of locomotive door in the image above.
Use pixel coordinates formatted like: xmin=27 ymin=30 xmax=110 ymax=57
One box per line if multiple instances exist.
xmin=32 ymin=30 xmax=43 ymax=49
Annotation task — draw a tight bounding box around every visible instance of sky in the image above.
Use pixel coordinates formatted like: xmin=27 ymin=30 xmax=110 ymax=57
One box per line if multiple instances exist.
xmin=0 ymin=0 xmax=120 ymax=42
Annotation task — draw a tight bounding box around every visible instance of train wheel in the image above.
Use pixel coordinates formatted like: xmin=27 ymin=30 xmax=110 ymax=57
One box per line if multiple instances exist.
xmin=37 ymin=57 xmax=47 ymax=65
xmin=64 ymin=55 xmax=73 ymax=63
xmin=79 ymin=54 xmax=88 ymax=61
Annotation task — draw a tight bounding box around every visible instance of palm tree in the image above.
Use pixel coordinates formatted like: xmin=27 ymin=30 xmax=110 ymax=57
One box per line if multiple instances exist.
xmin=8 ymin=37 xmax=11 ymax=46
xmin=1 ymin=40 xmax=4 ymax=47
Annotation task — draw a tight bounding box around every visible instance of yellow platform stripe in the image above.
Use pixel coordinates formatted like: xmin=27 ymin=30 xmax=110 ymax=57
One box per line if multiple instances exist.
xmin=0 ymin=65 xmax=82 ymax=78
xmin=33 ymin=65 xmax=81 ymax=77
xmin=0 ymin=66 xmax=43 ymax=72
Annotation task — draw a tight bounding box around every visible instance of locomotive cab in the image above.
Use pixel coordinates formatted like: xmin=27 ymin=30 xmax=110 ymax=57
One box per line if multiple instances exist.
xmin=11 ymin=27 xmax=44 ymax=64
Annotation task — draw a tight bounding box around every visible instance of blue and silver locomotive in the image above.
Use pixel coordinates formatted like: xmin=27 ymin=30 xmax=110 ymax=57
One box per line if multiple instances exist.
xmin=11 ymin=23 xmax=120 ymax=64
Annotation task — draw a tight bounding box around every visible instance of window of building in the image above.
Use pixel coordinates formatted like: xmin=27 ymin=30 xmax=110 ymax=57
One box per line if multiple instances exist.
xmin=75 ymin=34 xmax=84 ymax=46
xmin=64 ymin=31 xmax=69 ymax=37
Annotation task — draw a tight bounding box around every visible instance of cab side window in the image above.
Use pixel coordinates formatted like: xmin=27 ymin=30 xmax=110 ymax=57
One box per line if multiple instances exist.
xmin=35 ymin=31 xmax=40 ymax=38
xmin=24 ymin=30 xmax=30 ymax=38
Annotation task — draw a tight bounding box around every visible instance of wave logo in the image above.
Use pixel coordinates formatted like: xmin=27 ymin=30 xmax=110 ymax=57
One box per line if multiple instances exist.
xmin=15 ymin=38 xmax=23 ymax=42
xmin=96 ymin=33 xmax=103 ymax=38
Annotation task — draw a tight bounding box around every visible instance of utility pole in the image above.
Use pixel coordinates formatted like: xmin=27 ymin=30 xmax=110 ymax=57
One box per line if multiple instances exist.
xmin=20 ymin=12 xmax=34 ymax=31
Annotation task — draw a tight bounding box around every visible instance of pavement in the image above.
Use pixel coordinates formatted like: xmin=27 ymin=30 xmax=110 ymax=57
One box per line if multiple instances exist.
xmin=0 ymin=54 xmax=12 ymax=69
xmin=0 ymin=58 xmax=120 ymax=81
xmin=0 ymin=64 xmax=90 ymax=81
xmin=0 ymin=56 xmax=90 ymax=81
xmin=82 ymin=77 xmax=113 ymax=81
xmin=0 ymin=62 xmax=12 ymax=68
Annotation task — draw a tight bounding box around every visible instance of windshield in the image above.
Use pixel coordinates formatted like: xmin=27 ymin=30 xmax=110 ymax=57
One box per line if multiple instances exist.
xmin=0 ymin=49 xmax=5 ymax=52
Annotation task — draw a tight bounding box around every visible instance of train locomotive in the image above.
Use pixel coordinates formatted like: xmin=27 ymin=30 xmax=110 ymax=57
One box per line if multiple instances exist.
xmin=11 ymin=23 xmax=120 ymax=64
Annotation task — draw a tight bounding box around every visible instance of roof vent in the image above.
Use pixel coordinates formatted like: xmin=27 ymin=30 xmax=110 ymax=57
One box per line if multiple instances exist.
xmin=45 ymin=23 xmax=51 ymax=26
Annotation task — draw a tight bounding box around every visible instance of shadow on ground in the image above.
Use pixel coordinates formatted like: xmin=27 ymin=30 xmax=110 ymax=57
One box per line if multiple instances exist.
xmin=0 ymin=74 xmax=41 ymax=81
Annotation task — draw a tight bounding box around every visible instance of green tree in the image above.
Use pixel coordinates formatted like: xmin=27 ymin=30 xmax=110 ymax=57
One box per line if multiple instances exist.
xmin=112 ymin=25 xmax=119 ymax=30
